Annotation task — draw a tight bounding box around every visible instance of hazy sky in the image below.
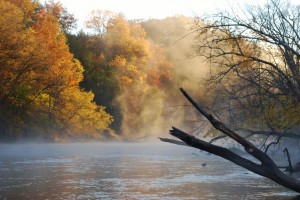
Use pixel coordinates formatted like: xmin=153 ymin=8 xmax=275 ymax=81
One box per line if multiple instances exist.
xmin=53 ymin=0 xmax=300 ymax=30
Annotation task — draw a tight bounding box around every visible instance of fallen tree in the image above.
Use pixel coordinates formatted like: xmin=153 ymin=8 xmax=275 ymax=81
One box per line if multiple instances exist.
xmin=160 ymin=88 xmax=300 ymax=193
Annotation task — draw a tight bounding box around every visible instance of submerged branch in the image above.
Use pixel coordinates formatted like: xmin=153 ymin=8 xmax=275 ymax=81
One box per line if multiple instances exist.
xmin=162 ymin=87 xmax=300 ymax=193
xmin=283 ymin=148 xmax=294 ymax=173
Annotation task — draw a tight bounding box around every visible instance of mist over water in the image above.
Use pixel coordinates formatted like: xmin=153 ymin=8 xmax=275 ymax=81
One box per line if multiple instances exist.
xmin=113 ymin=16 xmax=211 ymax=139
xmin=1 ymin=143 xmax=299 ymax=199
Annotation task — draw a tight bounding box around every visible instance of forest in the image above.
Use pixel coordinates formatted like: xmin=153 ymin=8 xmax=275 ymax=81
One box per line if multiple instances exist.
xmin=1 ymin=0 xmax=300 ymax=147
xmin=0 ymin=0 xmax=204 ymax=141
xmin=3 ymin=0 xmax=300 ymax=194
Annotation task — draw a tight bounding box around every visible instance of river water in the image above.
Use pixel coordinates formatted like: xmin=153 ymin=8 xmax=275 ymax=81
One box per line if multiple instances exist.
xmin=0 ymin=143 xmax=299 ymax=200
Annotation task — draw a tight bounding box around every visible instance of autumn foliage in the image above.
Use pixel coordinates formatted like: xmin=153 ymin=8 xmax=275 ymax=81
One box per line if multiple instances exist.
xmin=1 ymin=0 xmax=195 ymax=141
xmin=68 ymin=11 xmax=175 ymax=137
xmin=0 ymin=0 xmax=112 ymax=141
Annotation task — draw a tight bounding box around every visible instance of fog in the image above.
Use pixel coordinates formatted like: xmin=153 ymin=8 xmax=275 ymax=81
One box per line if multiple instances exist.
xmin=3 ymin=142 xmax=299 ymax=199
xmin=115 ymin=16 xmax=211 ymax=140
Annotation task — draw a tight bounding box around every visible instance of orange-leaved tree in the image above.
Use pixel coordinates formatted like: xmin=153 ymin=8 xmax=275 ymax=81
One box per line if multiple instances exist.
xmin=0 ymin=0 xmax=112 ymax=141
xmin=78 ymin=11 xmax=174 ymax=137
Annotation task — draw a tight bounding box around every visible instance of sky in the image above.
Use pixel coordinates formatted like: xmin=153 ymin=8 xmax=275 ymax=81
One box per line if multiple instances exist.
xmin=51 ymin=0 xmax=300 ymax=31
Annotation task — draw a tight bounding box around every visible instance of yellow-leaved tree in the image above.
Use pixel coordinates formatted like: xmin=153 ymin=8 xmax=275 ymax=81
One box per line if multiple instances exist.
xmin=81 ymin=11 xmax=175 ymax=137
xmin=0 ymin=0 xmax=112 ymax=141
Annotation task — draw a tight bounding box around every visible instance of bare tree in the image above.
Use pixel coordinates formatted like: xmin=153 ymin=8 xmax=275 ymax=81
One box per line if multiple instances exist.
xmin=85 ymin=10 xmax=116 ymax=35
xmin=191 ymin=0 xmax=300 ymax=145
xmin=161 ymin=0 xmax=300 ymax=193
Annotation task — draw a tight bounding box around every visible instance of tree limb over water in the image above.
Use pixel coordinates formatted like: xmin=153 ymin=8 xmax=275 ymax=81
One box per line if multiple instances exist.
xmin=162 ymin=87 xmax=300 ymax=193
xmin=158 ymin=137 xmax=187 ymax=146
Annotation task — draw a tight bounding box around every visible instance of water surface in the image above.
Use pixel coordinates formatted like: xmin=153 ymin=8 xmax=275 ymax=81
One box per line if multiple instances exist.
xmin=0 ymin=143 xmax=299 ymax=199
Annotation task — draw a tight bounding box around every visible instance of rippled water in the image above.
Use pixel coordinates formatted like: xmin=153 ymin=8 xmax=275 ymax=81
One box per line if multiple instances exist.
xmin=0 ymin=143 xmax=299 ymax=200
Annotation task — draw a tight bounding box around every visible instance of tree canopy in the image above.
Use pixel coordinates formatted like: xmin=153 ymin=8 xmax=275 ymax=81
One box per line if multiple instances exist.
xmin=0 ymin=0 xmax=112 ymax=141
xmin=67 ymin=11 xmax=179 ymax=137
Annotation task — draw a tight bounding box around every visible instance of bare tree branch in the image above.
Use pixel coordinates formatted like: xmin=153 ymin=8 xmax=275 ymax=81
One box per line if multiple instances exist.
xmin=163 ymin=88 xmax=300 ymax=193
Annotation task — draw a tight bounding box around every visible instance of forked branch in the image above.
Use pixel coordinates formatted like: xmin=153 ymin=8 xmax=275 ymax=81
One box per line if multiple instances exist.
xmin=162 ymin=87 xmax=300 ymax=193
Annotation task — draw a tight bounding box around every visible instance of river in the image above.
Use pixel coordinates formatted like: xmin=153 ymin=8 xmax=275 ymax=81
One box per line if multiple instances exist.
xmin=0 ymin=143 xmax=299 ymax=199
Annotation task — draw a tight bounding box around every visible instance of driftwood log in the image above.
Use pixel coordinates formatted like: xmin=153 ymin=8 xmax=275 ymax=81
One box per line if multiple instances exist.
xmin=160 ymin=87 xmax=300 ymax=193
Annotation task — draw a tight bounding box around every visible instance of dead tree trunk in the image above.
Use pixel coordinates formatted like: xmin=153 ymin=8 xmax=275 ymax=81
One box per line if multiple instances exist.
xmin=161 ymin=87 xmax=300 ymax=193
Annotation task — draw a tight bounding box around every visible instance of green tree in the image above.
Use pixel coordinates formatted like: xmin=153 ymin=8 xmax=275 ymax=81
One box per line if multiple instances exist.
xmin=67 ymin=31 xmax=121 ymax=132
